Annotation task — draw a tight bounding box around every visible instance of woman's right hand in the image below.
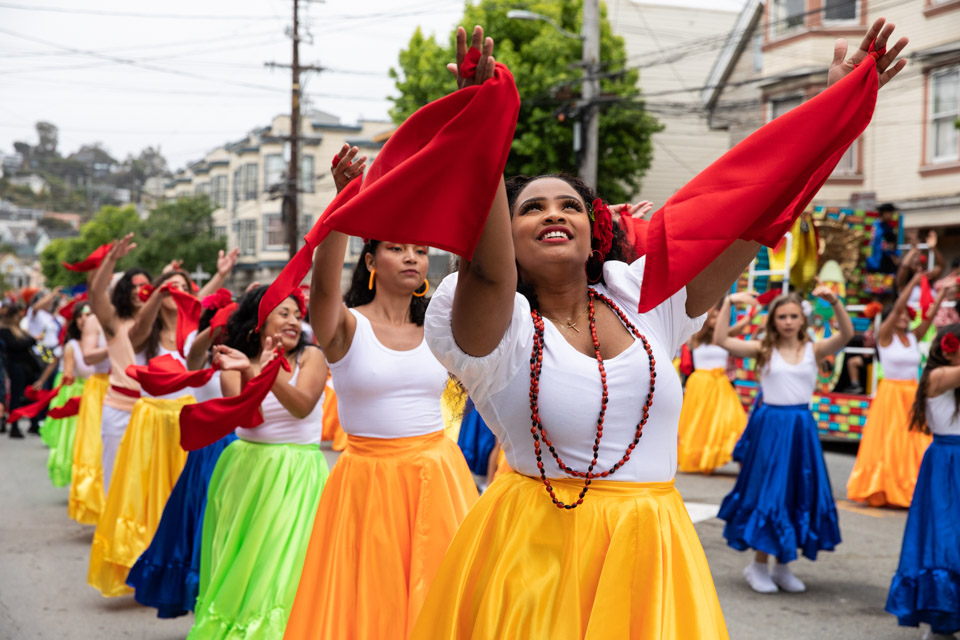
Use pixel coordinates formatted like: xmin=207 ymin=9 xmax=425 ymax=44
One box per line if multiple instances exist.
xmin=213 ymin=345 xmax=251 ymax=372
xmin=446 ymin=25 xmax=496 ymax=90
xmin=331 ymin=143 xmax=367 ymax=194
xmin=107 ymin=233 xmax=137 ymax=262
xmin=730 ymin=291 xmax=758 ymax=307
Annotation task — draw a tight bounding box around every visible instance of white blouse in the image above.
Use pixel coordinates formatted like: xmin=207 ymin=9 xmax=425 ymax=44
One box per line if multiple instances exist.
xmin=67 ymin=339 xmax=96 ymax=379
xmin=927 ymin=391 xmax=960 ymax=436
xmin=878 ymin=333 xmax=920 ymax=382
xmin=693 ymin=344 xmax=729 ymax=371
xmin=760 ymin=343 xmax=818 ymax=406
xmin=236 ymin=350 xmax=325 ymax=445
xmin=425 ymin=258 xmax=705 ymax=483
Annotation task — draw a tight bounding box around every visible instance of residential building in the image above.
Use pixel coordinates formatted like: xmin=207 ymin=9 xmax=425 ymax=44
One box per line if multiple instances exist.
xmin=611 ymin=1 xmax=739 ymax=206
xmin=8 ymin=174 xmax=48 ymax=195
xmin=0 ymin=253 xmax=35 ymax=290
xmin=43 ymin=211 xmax=83 ymax=230
xmin=703 ymin=0 xmax=960 ymax=262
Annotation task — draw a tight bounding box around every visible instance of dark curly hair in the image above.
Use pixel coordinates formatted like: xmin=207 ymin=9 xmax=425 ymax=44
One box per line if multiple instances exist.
xmin=144 ymin=270 xmax=197 ymax=360
xmin=343 ymin=240 xmax=428 ymax=326
xmin=505 ymin=173 xmax=636 ymax=310
xmin=224 ymin=285 xmax=307 ymax=359
xmin=63 ymin=303 xmax=90 ymax=344
xmin=909 ymin=323 xmax=960 ymax=434
xmin=111 ymin=268 xmax=151 ymax=320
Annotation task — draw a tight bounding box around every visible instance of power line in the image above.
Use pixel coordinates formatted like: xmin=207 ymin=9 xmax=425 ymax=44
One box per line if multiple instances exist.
xmin=0 ymin=2 xmax=284 ymax=20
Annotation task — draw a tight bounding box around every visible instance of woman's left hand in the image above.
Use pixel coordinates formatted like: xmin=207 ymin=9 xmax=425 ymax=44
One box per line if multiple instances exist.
xmin=258 ymin=335 xmax=283 ymax=368
xmin=827 ymin=17 xmax=908 ymax=89
xmin=213 ymin=345 xmax=251 ymax=372
xmin=446 ymin=26 xmax=496 ymax=91
xmin=331 ymin=143 xmax=367 ymax=193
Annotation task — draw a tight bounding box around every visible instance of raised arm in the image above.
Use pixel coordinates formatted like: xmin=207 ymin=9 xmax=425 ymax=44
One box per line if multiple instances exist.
xmin=714 ymin=293 xmax=761 ymax=359
xmin=878 ymin=272 xmax=922 ymax=347
xmin=264 ymin=341 xmax=327 ymax=419
xmin=309 ymin=144 xmax=367 ymax=362
xmin=88 ymin=233 xmax=136 ymax=338
xmin=61 ymin=340 xmax=77 ymax=385
xmin=186 ymin=327 xmax=215 ymax=371
xmin=80 ymin=314 xmax=108 ymax=365
xmin=128 ymin=286 xmax=165 ymax=353
xmin=929 ymin=364 xmax=960 ymax=397
xmin=812 ymin=285 xmax=855 ymax=361
xmin=198 ymin=248 xmax=239 ymax=299
xmin=915 ymin=281 xmax=957 ymax=341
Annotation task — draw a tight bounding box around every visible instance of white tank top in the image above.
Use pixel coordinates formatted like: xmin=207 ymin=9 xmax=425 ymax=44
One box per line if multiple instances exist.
xmin=236 ymin=352 xmax=324 ymax=445
xmin=878 ymin=333 xmax=920 ymax=382
xmin=68 ymin=339 xmax=95 ymax=379
xmin=760 ymin=342 xmax=817 ymax=406
xmin=329 ymin=309 xmax=448 ymax=439
xmin=927 ymin=391 xmax=960 ymax=436
xmin=182 ymin=330 xmax=221 ymax=403
xmin=692 ymin=344 xmax=728 ymax=370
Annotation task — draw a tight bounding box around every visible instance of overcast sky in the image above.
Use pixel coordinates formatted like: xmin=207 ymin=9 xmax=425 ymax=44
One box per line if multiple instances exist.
xmin=0 ymin=0 xmax=747 ymax=171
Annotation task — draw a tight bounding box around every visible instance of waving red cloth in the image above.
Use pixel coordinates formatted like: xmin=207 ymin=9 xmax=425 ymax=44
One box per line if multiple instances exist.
xmin=9 ymin=386 xmax=62 ymax=423
xmin=919 ymin=275 xmax=934 ymax=319
xmin=258 ymin=62 xmax=520 ymax=329
xmin=179 ymin=354 xmax=291 ymax=451
xmin=165 ymin=286 xmax=202 ymax=358
xmin=679 ymin=344 xmax=694 ymax=376
xmin=622 ymin=55 xmax=881 ymax=313
xmin=126 ymin=354 xmax=216 ymax=397
xmin=62 ymin=242 xmax=113 ymax=272
xmin=210 ymin=302 xmax=238 ymax=334
xmin=47 ymin=396 xmax=82 ymax=419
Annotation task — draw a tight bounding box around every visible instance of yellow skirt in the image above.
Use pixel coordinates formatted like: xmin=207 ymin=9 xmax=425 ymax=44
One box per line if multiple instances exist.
xmin=68 ymin=373 xmax=109 ymax=525
xmin=410 ymin=473 xmax=729 ymax=640
xmin=88 ymin=396 xmax=193 ymax=597
xmin=677 ymin=368 xmax=747 ymax=473
xmin=284 ymin=431 xmax=479 ymax=640
xmin=846 ymin=379 xmax=932 ymax=507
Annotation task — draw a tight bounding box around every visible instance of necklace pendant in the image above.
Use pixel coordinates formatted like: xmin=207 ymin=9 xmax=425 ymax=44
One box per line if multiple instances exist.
xmin=567 ymin=321 xmax=580 ymax=333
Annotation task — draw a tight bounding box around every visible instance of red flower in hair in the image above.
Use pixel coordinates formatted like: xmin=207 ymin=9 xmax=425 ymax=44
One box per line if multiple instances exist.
xmin=942 ymin=333 xmax=960 ymax=355
xmin=906 ymin=305 xmax=917 ymax=320
xmin=590 ymin=199 xmax=613 ymax=258
xmin=138 ymin=284 xmax=154 ymax=302
xmin=202 ymin=288 xmax=234 ymax=311
xmin=290 ymin=287 xmax=307 ymax=317
xmin=863 ymin=301 xmax=883 ymax=319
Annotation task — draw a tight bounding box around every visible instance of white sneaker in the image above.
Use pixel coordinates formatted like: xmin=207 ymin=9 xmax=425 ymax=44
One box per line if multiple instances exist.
xmin=770 ymin=563 xmax=806 ymax=593
xmin=922 ymin=628 xmax=958 ymax=639
xmin=743 ymin=562 xmax=778 ymax=594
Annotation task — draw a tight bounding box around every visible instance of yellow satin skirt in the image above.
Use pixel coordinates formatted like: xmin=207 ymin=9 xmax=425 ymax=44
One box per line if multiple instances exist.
xmin=411 ymin=472 xmax=729 ymax=640
xmin=284 ymin=431 xmax=479 ymax=640
xmin=847 ymin=379 xmax=932 ymax=507
xmin=68 ymin=373 xmax=109 ymax=525
xmin=677 ymin=368 xmax=747 ymax=473
xmin=88 ymin=396 xmax=193 ymax=597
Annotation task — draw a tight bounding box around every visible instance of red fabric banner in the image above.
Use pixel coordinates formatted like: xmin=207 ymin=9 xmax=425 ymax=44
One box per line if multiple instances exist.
xmin=126 ymin=354 xmax=216 ymax=397
xmin=165 ymin=286 xmax=202 ymax=357
xmin=8 ymin=385 xmax=62 ymax=423
xmin=919 ymin=275 xmax=934 ymax=319
xmin=679 ymin=344 xmax=694 ymax=376
xmin=178 ymin=353 xmax=291 ymax=451
xmin=47 ymin=396 xmax=82 ymax=419
xmin=257 ymin=62 xmax=520 ymax=329
xmin=62 ymin=242 xmax=113 ymax=272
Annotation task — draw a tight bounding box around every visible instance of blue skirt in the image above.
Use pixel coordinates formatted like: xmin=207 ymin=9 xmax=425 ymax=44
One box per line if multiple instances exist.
xmin=886 ymin=434 xmax=960 ymax=635
xmin=457 ymin=398 xmax=496 ymax=476
xmin=126 ymin=433 xmax=237 ymax=618
xmin=718 ymin=403 xmax=841 ymax=563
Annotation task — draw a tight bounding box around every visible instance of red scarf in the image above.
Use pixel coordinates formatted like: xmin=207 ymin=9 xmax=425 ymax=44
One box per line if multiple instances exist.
xmin=8 ymin=385 xmax=62 ymax=423
xmin=165 ymin=286 xmax=202 ymax=357
xmin=257 ymin=61 xmax=520 ymax=329
xmin=621 ymin=53 xmax=881 ymax=312
xmin=179 ymin=353 xmax=291 ymax=451
xmin=209 ymin=302 xmax=238 ymax=336
xmin=62 ymin=242 xmax=113 ymax=272
xmin=919 ymin=275 xmax=934 ymax=319
xmin=47 ymin=396 xmax=82 ymax=419
xmin=126 ymin=354 xmax=216 ymax=397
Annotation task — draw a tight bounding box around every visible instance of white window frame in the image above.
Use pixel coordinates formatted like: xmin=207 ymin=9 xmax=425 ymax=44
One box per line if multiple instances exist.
xmin=768 ymin=0 xmax=806 ymax=38
xmin=263 ymin=214 xmax=285 ymax=250
xmin=929 ymin=67 xmax=960 ymax=164
xmin=264 ymin=154 xmax=286 ymax=190
xmin=239 ymin=219 xmax=257 ymax=256
xmin=768 ymin=94 xmax=804 ymax=122
xmin=211 ymin=175 xmax=228 ymax=208
xmin=301 ymin=155 xmax=315 ymax=193
xmin=822 ymin=0 xmax=859 ymax=25
xmin=243 ymin=163 xmax=258 ymax=200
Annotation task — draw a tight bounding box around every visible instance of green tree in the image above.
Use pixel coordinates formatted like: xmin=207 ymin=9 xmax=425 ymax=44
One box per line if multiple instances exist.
xmin=40 ymin=205 xmax=141 ymax=287
xmin=389 ymin=0 xmax=661 ymax=203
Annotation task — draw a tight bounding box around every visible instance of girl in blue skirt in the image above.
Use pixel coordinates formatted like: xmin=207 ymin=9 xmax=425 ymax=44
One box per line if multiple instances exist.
xmin=715 ymin=289 xmax=853 ymax=594
xmin=887 ymin=323 xmax=960 ymax=639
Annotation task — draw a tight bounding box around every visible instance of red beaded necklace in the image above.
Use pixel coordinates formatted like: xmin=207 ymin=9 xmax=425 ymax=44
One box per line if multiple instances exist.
xmin=529 ymin=288 xmax=657 ymax=510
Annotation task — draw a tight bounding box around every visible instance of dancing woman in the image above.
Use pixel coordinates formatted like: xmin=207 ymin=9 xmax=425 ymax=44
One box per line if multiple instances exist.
xmin=284 ymin=145 xmax=478 ymax=639
xmin=847 ymin=272 xmax=952 ymax=507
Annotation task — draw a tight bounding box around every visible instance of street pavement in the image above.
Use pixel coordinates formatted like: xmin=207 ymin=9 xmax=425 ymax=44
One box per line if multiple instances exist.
xmin=0 ymin=434 xmax=922 ymax=640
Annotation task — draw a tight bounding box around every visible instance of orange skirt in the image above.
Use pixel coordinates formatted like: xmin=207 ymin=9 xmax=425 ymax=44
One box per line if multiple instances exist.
xmin=677 ymin=368 xmax=747 ymax=473
xmin=284 ymin=431 xmax=479 ymax=640
xmin=321 ymin=384 xmax=347 ymax=452
xmin=846 ymin=379 xmax=932 ymax=507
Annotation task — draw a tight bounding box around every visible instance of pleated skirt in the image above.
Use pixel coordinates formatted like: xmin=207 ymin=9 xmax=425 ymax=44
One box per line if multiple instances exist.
xmin=40 ymin=374 xmax=87 ymax=487
xmin=846 ymin=379 xmax=931 ymax=507
xmin=886 ymin=434 xmax=960 ymax=635
xmin=88 ymin=396 xmax=193 ymax=597
xmin=409 ymin=472 xmax=728 ymax=639
xmin=189 ymin=439 xmax=329 ymax=640
xmin=677 ymin=368 xmax=747 ymax=473
xmin=69 ymin=373 xmax=109 ymax=525
xmin=127 ymin=433 xmax=238 ymax=618
xmin=719 ymin=403 xmax=841 ymax=563
xmin=284 ymin=431 xmax=479 ymax=640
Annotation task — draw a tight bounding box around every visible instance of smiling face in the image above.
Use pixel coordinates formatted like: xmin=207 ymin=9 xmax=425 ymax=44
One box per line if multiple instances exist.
xmin=511 ymin=177 xmax=592 ymax=279
xmin=261 ymin=297 xmax=302 ymax=352
xmin=366 ymin=242 xmax=429 ymax=295
xmin=772 ymin=301 xmax=804 ymax=339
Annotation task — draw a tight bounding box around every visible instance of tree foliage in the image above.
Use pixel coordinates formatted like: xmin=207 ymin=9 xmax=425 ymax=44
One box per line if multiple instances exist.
xmin=389 ymin=0 xmax=661 ymax=203
xmin=39 ymin=198 xmax=225 ymax=288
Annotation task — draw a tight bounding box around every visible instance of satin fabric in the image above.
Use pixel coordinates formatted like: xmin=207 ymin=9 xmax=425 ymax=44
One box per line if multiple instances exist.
xmin=40 ymin=373 xmax=87 ymax=486
xmin=284 ymin=431 xmax=478 ymax=640
xmin=127 ymin=433 xmax=237 ymax=618
xmin=457 ymin=399 xmax=497 ymax=476
xmin=69 ymin=373 xmax=109 ymax=525
xmin=410 ymin=472 xmax=728 ymax=639
xmin=846 ymin=379 xmax=932 ymax=507
xmin=88 ymin=396 xmax=193 ymax=597
xmin=190 ymin=440 xmax=328 ymax=640
xmin=320 ymin=384 xmax=347 ymax=451
xmin=719 ymin=403 xmax=841 ymax=563
xmin=886 ymin=435 xmax=960 ymax=634
xmin=62 ymin=241 xmax=112 ymax=271
xmin=127 ymin=353 xmax=216 ymax=396
xmin=677 ymin=368 xmax=746 ymax=474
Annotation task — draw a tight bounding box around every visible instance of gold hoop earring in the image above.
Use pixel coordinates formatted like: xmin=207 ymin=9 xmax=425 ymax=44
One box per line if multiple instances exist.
xmin=368 ymin=268 xmax=376 ymax=291
xmin=412 ymin=279 xmax=429 ymax=297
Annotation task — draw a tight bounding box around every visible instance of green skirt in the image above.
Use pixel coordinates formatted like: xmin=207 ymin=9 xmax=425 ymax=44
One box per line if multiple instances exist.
xmin=189 ymin=439 xmax=329 ymax=640
xmin=39 ymin=374 xmax=87 ymax=487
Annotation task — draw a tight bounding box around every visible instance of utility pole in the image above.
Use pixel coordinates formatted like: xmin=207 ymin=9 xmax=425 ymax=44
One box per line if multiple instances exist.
xmin=580 ymin=0 xmax=600 ymax=190
xmin=265 ymin=0 xmax=323 ymax=260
